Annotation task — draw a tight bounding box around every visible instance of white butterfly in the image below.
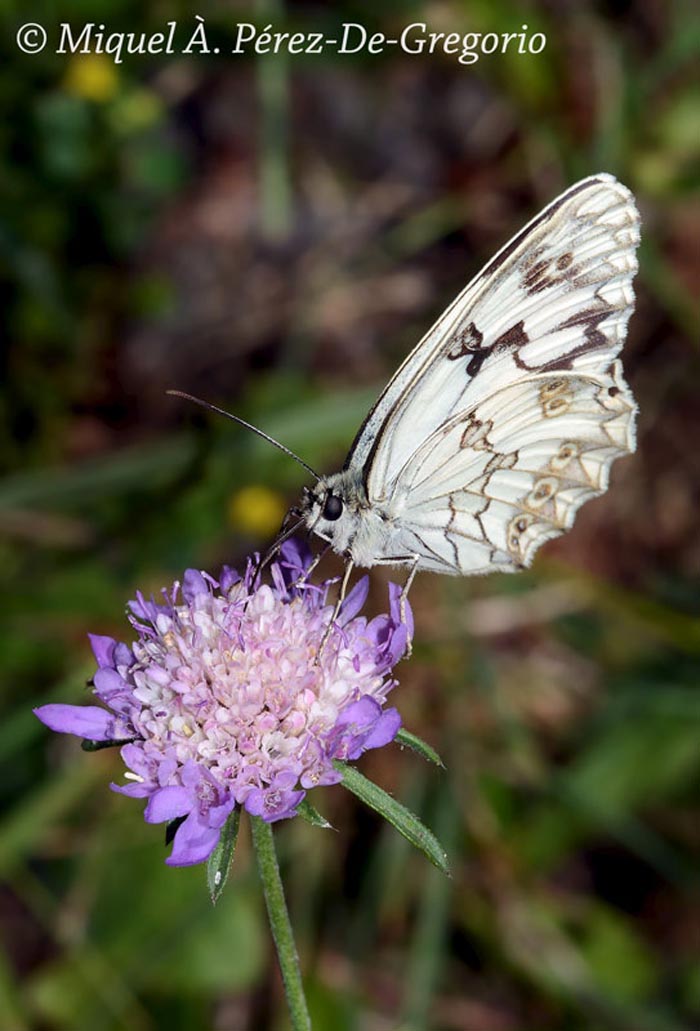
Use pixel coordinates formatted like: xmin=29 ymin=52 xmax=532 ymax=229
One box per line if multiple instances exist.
xmin=173 ymin=174 xmax=640 ymax=619
xmin=295 ymin=174 xmax=639 ymax=605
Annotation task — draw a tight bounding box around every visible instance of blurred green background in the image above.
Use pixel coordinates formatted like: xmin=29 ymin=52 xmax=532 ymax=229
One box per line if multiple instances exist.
xmin=2 ymin=1 xmax=699 ymax=1028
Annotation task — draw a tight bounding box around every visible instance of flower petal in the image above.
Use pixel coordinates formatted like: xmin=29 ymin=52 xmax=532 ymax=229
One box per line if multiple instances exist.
xmin=110 ymin=780 xmax=152 ymax=798
xmin=300 ymin=766 xmax=343 ymax=789
xmin=166 ymin=811 xmax=223 ymax=866
xmin=337 ymin=696 xmax=381 ymax=729
xmin=179 ymin=758 xmax=204 ymax=791
xmin=183 ymin=569 xmax=209 ymax=604
xmin=384 ymin=624 xmax=409 ymax=667
xmin=119 ymin=744 xmax=154 ymax=780
xmin=209 ymin=795 xmax=236 ymax=828
xmin=338 ymin=575 xmax=370 ymax=625
xmin=93 ymin=668 xmax=134 ymax=713
xmin=244 ymin=786 xmax=306 ymax=822
xmin=144 ymin=785 xmax=192 ymax=824
xmin=270 ymin=562 xmax=288 ymax=598
xmin=114 ymin=642 xmax=135 ymax=668
xmin=219 ymin=565 xmax=241 ymax=593
xmin=88 ymin=634 xmax=116 ymax=668
xmin=388 ymin=581 xmax=414 ymax=638
xmin=280 ymin=538 xmax=312 ymax=576
xmin=34 ymin=704 xmax=118 ymax=741
xmin=93 ymin=667 xmax=129 ymax=697
xmin=361 ymin=706 xmax=401 ymax=751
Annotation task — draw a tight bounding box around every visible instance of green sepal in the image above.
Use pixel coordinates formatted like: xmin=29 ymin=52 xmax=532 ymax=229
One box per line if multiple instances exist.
xmin=395 ymin=728 xmax=446 ymax=768
xmin=165 ymin=816 xmax=185 ymax=847
xmin=81 ymin=737 xmax=136 ymax=752
xmin=207 ymin=807 xmax=241 ymax=905
xmin=297 ymin=798 xmax=334 ymax=829
xmin=334 ymin=761 xmax=450 ymax=875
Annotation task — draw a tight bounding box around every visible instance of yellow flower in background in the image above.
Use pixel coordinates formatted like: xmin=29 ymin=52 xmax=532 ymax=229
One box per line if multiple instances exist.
xmin=64 ymin=54 xmax=119 ymax=102
xmin=228 ymin=485 xmax=286 ymax=538
xmin=109 ymin=89 xmax=162 ymax=133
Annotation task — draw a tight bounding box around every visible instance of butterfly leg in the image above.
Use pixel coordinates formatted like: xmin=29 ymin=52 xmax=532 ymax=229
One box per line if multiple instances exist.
xmin=399 ymin=556 xmax=419 ymax=658
xmin=373 ymin=553 xmax=420 ymax=658
xmin=317 ymin=557 xmax=354 ymax=661
xmin=290 ymin=543 xmax=330 ymax=591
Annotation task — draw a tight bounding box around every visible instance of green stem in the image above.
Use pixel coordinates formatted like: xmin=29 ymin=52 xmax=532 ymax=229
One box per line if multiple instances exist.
xmin=256 ymin=0 xmax=291 ymax=240
xmin=251 ymin=817 xmax=311 ymax=1031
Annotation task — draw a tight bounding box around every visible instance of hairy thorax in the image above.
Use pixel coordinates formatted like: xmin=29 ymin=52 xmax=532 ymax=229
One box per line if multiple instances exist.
xmin=301 ymin=470 xmax=409 ymax=569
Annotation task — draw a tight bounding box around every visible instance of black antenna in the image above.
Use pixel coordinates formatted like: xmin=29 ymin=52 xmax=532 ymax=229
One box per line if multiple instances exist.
xmin=167 ymin=390 xmax=320 ymax=481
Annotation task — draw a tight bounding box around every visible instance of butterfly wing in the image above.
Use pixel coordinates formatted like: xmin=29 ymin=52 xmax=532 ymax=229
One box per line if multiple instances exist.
xmin=344 ymin=174 xmax=639 ymax=574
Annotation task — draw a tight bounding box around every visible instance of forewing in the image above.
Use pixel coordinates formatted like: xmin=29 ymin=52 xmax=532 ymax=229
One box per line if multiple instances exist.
xmin=344 ymin=174 xmax=639 ymax=573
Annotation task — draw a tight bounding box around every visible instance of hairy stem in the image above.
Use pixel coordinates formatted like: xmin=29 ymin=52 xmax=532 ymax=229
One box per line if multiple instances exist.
xmin=251 ymin=817 xmax=311 ymax=1030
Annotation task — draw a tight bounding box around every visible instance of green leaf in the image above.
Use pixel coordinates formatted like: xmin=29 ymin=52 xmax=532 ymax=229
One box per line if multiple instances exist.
xmin=334 ymin=762 xmax=450 ymax=876
xmin=138 ymin=874 xmax=264 ymax=994
xmin=566 ymin=710 xmax=700 ymax=818
xmin=207 ymin=808 xmax=241 ymax=905
xmin=395 ymin=728 xmax=446 ymax=768
xmin=297 ymin=799 xmax=334 ymax=829
xmin=580 ymin=904 xmax=658 ymax=1002
xmin=0 ymin=435 xmax=196 ymax=511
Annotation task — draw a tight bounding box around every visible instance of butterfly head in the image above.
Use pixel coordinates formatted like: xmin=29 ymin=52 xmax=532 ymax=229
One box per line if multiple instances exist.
xmin=300 ymin=473 xmax=364 ymax=554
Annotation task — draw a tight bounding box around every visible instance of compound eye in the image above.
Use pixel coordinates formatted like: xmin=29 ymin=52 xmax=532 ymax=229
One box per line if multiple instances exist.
xmin=322 ymin=493 xmax=343 ymax=521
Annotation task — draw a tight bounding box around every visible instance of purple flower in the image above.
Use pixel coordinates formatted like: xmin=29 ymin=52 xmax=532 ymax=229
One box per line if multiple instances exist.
xmin=35 ymin=542 xmax=410 ymax=866
xmin=144 ymin=760 xmax=236 ymax=866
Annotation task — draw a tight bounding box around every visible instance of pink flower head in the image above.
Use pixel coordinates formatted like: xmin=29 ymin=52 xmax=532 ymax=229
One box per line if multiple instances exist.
xmin=35 ymin=541 xmax=410 ymax=865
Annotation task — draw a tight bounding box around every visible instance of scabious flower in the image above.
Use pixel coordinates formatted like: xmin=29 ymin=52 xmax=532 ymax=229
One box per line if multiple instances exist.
xmin=35 ymin=541 xmax=411 ymax=866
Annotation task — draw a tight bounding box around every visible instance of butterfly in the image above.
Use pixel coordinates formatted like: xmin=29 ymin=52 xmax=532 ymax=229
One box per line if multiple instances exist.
xmin=292 ymin=174 xmax=639 ymax=609
xmin=171 ymin=173 xmax=640 ymax=622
